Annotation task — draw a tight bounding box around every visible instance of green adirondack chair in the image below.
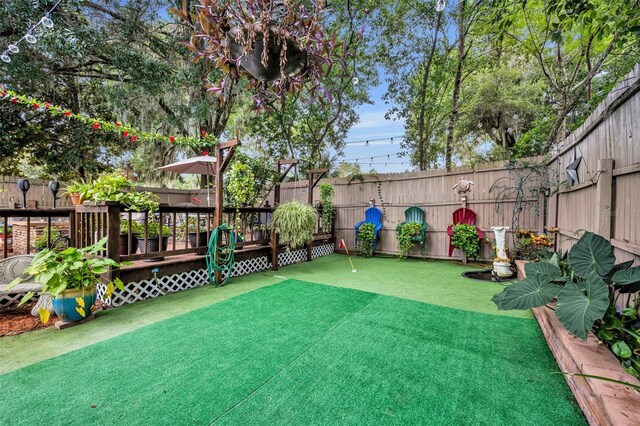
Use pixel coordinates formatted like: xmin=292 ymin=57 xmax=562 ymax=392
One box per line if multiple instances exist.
xmin=396 ymin=206 xmax=428 ymax=253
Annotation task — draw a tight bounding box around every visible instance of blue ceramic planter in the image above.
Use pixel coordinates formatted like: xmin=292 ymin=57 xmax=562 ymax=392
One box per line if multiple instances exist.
xmin=52 ymin=287 xmax=97 ymax=323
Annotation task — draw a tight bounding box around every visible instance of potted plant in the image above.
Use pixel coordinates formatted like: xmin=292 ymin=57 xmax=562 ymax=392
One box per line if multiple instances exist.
xmin=356 ymin=222 xmax=376 ymax=258
xmin=396 ymin=222 xmax=422 ymax=259
xmin=188 ymin=220 xmax=209 ymax=253
xmin=492 ymin=231 xmax=640 ymax=378
xmin=119 ymin=220 xmax=142 ymax=256
xmin=63 ymin=179 xmax=90 ymax=206
xmin=136 ymin=220 xmax=171 ymax=262
xmin=7 ymin=237 xmax=125 ymax=325
xmin=451 ymin=224 xmax=481 ymax=260
xmin=86 ymin=174 xmax=159 ymax=212
xmin=271 ymin=200 xmax=318 ymax=250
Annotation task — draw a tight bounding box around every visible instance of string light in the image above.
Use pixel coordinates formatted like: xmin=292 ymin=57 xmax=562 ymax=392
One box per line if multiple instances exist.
xmin=1 ymin=0 xmax=63 ymax=63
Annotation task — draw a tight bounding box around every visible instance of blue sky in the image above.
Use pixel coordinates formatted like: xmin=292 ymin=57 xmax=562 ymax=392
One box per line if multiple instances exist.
xmin=341 ymin=83 xmax=411 ymax=174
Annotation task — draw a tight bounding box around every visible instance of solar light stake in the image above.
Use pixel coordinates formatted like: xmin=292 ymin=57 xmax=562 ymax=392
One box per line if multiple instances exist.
xmin=17 ymin=178 xmax=30 ymax=209
xmin=49 ymin=181 xmax=60 ymax=208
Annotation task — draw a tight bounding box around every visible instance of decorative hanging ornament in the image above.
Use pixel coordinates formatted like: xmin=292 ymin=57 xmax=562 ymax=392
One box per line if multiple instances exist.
xmin=565 ymin=152 xmax=582 ymax=187
xmin=1 ymin=0 xmax=62 ymax=64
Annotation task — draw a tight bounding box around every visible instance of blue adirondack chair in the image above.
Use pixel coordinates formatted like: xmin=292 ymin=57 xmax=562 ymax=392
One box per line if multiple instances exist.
xmin=396 ymin=206 xmax=428 ymax=253
xmin=355 ymin=207 xmax=383 ymax=249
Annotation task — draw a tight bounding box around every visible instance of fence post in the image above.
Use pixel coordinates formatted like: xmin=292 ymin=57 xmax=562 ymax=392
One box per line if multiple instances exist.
xmin=595 ymin=159 xmax=614 ymax=239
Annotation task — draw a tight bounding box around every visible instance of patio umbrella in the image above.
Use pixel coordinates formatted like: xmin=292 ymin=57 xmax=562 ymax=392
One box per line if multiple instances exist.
xmin=157 ymin=155 xmax=217 ymax=206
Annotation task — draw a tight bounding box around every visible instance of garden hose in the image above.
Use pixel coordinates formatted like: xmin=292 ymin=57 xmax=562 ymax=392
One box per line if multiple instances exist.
xmin=206 ymin=225 xmax=235 ymax=287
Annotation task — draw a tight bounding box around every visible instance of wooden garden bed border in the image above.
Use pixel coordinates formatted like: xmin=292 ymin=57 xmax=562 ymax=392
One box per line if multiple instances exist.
xmin=515 ymin=260 xmax=640 ymax=425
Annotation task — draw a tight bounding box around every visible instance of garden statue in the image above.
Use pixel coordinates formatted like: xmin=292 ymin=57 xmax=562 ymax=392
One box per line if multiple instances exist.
xmin=453 ymin=176 xmax=474 ymax=206
xmin=491 ymin=226 xmax=513 ymax=278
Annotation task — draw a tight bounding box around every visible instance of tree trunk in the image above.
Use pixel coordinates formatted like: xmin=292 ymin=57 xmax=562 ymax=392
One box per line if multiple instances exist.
xmin=416 ymin=11 xmax=443 ymax=171
xmin=445 ymin=0 xmax=466 ymax=172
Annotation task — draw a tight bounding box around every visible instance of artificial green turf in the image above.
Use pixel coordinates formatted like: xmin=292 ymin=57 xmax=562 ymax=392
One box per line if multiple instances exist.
xmin=0 ymin=254 xmax=525 ymax=375
xmin=274 ymin=254 xmax=529 ymax=318
xmin=0 ymin=280 xmax=584 ymax=425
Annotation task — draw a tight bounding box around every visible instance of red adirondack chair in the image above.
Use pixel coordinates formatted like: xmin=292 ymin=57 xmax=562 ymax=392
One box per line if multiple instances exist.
xmin=447 ymin=207 xmax=485 ymax=257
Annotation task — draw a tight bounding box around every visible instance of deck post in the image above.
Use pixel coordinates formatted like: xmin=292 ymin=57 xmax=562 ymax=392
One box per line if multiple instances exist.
xmin=271 ymin=159 xmax=299 ymax=271
xmin=306 ymin=169 xmax=327 ymax=262
xmin=214 ymin=140 xmax=239 ymax=283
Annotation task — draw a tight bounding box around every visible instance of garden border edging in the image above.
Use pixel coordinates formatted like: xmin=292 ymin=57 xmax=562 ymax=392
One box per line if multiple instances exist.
xmin=518 ymin=261 xmax=640 ymax=425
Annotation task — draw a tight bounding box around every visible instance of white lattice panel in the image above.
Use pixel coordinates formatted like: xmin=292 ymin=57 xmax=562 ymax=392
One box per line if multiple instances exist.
xmin=312 ymin=243 xmax=335 ymax=259
xmin=0 ymin=293 xmax=24 ymax=308
xmin=100 ymin=255 xmax=272 ymax=307
xmin=278 ymin=249 xmax=308 ymax=267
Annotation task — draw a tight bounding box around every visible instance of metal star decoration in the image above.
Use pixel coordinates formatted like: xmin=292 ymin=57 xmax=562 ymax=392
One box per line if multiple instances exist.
xmin=566 ymin=154 xmax=582 ymax=187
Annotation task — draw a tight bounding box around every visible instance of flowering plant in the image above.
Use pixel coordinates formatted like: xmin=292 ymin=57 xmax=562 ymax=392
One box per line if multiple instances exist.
xmin=515 ymin=227 xmax=557 ymax=260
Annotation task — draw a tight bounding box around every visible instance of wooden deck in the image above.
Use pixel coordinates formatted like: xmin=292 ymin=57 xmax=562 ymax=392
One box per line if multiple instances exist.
xmin=119 ymin=237 xmax=333 ymax=283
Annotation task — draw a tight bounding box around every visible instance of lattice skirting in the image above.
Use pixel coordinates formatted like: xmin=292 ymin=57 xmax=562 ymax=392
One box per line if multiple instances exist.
xmin=0 ymin=293 xmax=25 ymax=308
xmin=99 ymin=243 xmax=335 ymax=308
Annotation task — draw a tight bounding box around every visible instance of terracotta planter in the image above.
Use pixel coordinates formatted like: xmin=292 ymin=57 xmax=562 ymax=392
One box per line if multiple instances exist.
xmin=70 ymin=193 xmax=81 ymax=205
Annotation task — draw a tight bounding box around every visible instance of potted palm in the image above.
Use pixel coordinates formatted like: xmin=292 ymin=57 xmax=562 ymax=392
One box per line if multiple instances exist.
xmin=7 ymin=237 xmax=124 ymax=325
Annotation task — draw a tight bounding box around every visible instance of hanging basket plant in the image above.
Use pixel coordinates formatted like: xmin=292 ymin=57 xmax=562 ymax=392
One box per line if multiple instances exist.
xmin=172 ymin=0 xmax=355 ymax=108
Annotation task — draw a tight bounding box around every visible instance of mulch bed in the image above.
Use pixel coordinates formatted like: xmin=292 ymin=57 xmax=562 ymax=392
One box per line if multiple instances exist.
xmin=0 ymin=302 xmax=58 ymax=337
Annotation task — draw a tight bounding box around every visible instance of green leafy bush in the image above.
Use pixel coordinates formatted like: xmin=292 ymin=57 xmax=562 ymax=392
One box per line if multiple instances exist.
xmin=397 ymin=222 xmax=422 ymax=259
xmin=226 ymin=162 xmax=256 ymax=208
xmin=356 ymin=223 xmax=375 ymax=257
xmin=452 ymin=224 xmax=480 ymax=259
xmin=272 ymin=200 xmax=318 ymax=250
xmin=319 ymin=182 xmax=335 ymax=234
xmin=492 ymin=231 xmax=640 ymax=378
xmin=87 ymin=174 xmax=160 ymax=212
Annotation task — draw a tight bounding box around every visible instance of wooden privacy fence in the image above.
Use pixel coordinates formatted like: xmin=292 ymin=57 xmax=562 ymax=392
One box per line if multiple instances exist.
xmin=276 ymin=158 xmax=547 ymax=261
xmin=547 ymin=63 xmax=640 ymax=264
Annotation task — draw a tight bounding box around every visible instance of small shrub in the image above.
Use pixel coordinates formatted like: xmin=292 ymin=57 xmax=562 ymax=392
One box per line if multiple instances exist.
xmin=452 ymin=224 xmax=480 ymax=259
xmin=319 ymin=182 xmax=335 ymax=234
xmin=397 ymin=222 xmax=422 ymax=259
xmin=356 ymin=223 xmax=375 ymax=257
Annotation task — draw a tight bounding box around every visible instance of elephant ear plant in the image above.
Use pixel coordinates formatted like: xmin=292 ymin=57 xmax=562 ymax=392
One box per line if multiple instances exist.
xmin=271 ymin=200 xmax=318 ymax=250
xmin=492 ymin=231 xmax=640 ymax=378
